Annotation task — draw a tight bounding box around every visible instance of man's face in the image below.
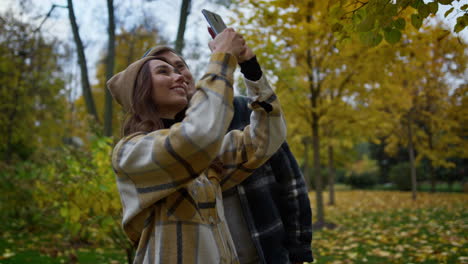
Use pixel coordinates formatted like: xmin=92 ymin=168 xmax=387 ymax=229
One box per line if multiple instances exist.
xmin=157 ymin=51 xmax=196 ymax=99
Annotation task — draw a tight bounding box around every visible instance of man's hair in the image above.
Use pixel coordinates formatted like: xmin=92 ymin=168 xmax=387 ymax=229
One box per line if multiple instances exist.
xmin=143 ymin=45 xmax=189 ymax=68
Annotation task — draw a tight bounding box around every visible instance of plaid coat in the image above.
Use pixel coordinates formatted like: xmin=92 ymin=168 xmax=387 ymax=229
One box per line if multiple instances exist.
xmin=225 ymin=96 xmax=313 ymax=264
xmin=111 ymin=53 xmax=286 ymax=264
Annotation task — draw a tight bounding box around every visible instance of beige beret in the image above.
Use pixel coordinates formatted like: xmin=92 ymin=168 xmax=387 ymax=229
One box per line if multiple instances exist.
xmin=106 ymin=56 xmax=157 ymax=112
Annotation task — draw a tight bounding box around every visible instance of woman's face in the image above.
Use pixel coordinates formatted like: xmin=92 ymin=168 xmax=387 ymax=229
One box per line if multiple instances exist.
xmin=149 ymin=59 xmax=188 ymax=118
xmin=157 ymin=51 xmax=196 ymax=99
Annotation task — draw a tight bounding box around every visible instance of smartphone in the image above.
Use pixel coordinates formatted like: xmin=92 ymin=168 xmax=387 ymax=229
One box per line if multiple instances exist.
xmin=202 ymin=9 xmax=227 ymax=36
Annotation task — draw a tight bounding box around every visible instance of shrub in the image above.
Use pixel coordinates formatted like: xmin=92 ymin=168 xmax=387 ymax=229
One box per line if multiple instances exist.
xmin=1 ymin=137 xmax=133 ymax=262
xmin=307 ymin=168 xmax=333 ymax=190
xmin=343 ymin=155 xmax=379 ymax=189
xmin=345 ymin=171 xmax=378 ymax=189
xmin=0 ymin=161 xmax=45 ymax=231
xmin=306 ymin=167 xmax=348 ymax=190
xmin=389 ymin=162 xmax=423 ymax=191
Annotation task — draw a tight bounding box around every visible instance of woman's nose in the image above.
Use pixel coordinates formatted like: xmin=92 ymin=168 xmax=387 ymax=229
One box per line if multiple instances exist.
xmin=173 ymin=72 xmax=186 ymax=83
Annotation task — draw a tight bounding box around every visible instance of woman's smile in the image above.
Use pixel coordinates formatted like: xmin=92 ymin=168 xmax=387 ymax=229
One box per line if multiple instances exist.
xmin=170 ymin=84 xmax=187 ymax=95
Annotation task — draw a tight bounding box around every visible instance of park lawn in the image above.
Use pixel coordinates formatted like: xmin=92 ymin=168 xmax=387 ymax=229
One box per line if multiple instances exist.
xmin=1 ymin=190 xmax=466 ymax=264
xmin=0 ymin=230 xmax=126 ymax=264
xmin=310 ymin=191 xmax=468 ymax=264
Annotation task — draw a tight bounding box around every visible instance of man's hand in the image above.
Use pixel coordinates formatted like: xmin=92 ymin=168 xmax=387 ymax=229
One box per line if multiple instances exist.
xmin=208 ymin=28 xmax=246 ymax=58
xmin=237 ymin=44 xmax=255 ymax=63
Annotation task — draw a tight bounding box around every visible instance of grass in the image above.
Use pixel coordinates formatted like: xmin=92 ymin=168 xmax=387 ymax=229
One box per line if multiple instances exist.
xmin=0 ymin=231 xmax=126 ymax=264
xmin=1 ymin=190 xmax=466 ymax=264
xmin=370 ymin=182 xmax=464 ymax=193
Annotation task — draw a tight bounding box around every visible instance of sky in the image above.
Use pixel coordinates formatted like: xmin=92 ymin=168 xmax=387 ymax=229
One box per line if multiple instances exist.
xmin=0 ymin=0 xmax=466 ymax=97
xmin=0 ymin=0 xmax=232 ymax=97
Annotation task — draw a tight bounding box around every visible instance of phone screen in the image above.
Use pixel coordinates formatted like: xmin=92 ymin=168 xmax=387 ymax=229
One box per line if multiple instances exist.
xmin=202 ymin=9 xmax=227 ymax=36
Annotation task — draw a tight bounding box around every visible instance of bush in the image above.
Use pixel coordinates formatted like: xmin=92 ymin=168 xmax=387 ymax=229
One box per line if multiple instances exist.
xmin=345 ymin=171 xmax=378 ymax=189
xmin=0 ymin=137 xmax=133 ymax=262
xmin=306 ymin=168 xmax=349 ymax=190
xmin=0 ymin=161 xmax=45 ymax=231
xmin=388 ymin=162 xmax=423 ymax=191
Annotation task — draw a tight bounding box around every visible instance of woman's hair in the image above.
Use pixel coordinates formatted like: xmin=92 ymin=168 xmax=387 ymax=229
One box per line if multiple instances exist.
xmin=122 ymin=46 xmax=190 ymax=136
xmin=122 ymin=59 xmax=164 ymax=136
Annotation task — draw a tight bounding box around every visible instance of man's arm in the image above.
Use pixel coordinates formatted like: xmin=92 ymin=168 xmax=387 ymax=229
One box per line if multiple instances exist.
xmin=269 ymin=143 xmax=314 ymax=263
xmin=236 ymin=47 xmax=313 ymax=262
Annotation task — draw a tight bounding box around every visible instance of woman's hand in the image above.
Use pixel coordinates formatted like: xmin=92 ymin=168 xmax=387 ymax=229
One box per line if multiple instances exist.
xmin=209 ymin=28 xmax=246 ymax=58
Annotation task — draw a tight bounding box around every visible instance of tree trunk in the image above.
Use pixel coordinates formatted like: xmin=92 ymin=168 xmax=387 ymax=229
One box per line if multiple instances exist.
xmin=312 ymin=113 xmax=325 ymax=224
xmin=302 ymin=137 xmax=311 ymax=190
xmin=427 ymin=132 xmax=436 ymax=192
xmin=305 ymin=0 xmax=325 ymax=228
xmin=67 ymin=0 xmax=98 ymax=122
xmin=103 ymin=0 xmax=115 ymax=136
xmin=328 ymin=145 xmax=336 ymax=205
xmin=175 ymin=0 xmax=191 ymax=54
xmin=429 ymin=161 xmax=436 ymax=192
xmin=407 ymin=113 xmax=417 ymax=200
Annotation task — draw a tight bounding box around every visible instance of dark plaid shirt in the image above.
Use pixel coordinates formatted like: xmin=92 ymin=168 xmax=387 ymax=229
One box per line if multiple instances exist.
xmin=225 ymin=96 xmax=313 ymax=264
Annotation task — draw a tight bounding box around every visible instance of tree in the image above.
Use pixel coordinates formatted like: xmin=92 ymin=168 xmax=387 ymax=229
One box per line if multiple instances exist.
xmin=103 ymin=0 xmax=116 ymax=136
xmin=409 ymin=28 xmax=467 ymax=192
xmin=67 ymin=0 xmax=99 ymax=122
xmin=175 ymin=0 xmax=191 ymax=54
xmin=0 ymin=11 xmax=68 ymax=162
xmin=369 ymin=24 xmax=467 ymax=198
xmin=329 ymin=0 xmax=468 ymax=46
xmin=231 ymin=0 xmax=393 ymax=227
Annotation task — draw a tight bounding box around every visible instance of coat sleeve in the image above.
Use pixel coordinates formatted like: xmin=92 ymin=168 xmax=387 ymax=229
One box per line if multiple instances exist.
xmin=111 ymin=53 xmax=237 ymax=239
xmin=216 ymin=75 xmax=287 ymax=191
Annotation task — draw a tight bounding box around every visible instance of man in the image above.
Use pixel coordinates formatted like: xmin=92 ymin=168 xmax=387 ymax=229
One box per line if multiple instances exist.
xmin=143 ymin=42 xmax=313 ymax=264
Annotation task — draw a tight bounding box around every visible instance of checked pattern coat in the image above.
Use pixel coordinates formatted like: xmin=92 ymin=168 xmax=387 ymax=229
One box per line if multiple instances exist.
xmin=111 ymin=53 xmax=287 ymax=264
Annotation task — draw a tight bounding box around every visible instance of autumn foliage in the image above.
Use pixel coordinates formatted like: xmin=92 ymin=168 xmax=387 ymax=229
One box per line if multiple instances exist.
xmin=1 ymin=0 xmax=467 ymax=263
xmin=310 ymin=191 xmax=467 ymax=263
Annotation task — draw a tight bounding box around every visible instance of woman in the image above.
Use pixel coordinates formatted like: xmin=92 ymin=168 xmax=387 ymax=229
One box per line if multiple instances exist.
xmin=107 ymin=28 xmax=286 ymax=263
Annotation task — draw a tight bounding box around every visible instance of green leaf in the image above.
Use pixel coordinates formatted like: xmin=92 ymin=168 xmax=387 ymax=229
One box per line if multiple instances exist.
xmin=397 ymin=0 xmax=412 ymax=8
xmin=60 ymin=207 xmax=69 ymax=218
xmin=437 ymin=0 xmax=453 ymax=5
xmin=410 ymin=0 xmax=423 ymax=9
xmin=394 ymin=18 xmax=406 ymax=30
xmin=427 ymin=2 xmax=439 ymax=14
xmin=418 ymin=4 xmax=430 ymax=18
xmin=385 ymin=4 xmax=398 ymax=17
xmin=384 ymin=29 xmax=402 ymax=44
xmin=411 ymin=13 xmax=423 ymax=29
xmin=360 ymin=31 xmax=383 ymax=47
xmin=330 ymin=3 xmax=344 ymax=20
xmin=357 ymin=15 xmax=376 ymax=32
xmin=70 ymin=204 xmax=81 ymax=222
xmin=454 ymin=14 xmax=468 ymax=33
xmin=461 ymin=4 xmax=468 ymax=11
xmin=332 ymin=23 xmax=344 ymax=32
xmin=444 ymin=7 xmax=454 ymax=17
xmin=352 ymin=13 xmax=362 ymax=25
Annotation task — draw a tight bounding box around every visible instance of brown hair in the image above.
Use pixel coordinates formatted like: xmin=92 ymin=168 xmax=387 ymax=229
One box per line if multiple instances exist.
xmin=122 ymin=47 xmax=190 ymax=136
xmin=122 ymin=59 xmax=164 ymax=136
